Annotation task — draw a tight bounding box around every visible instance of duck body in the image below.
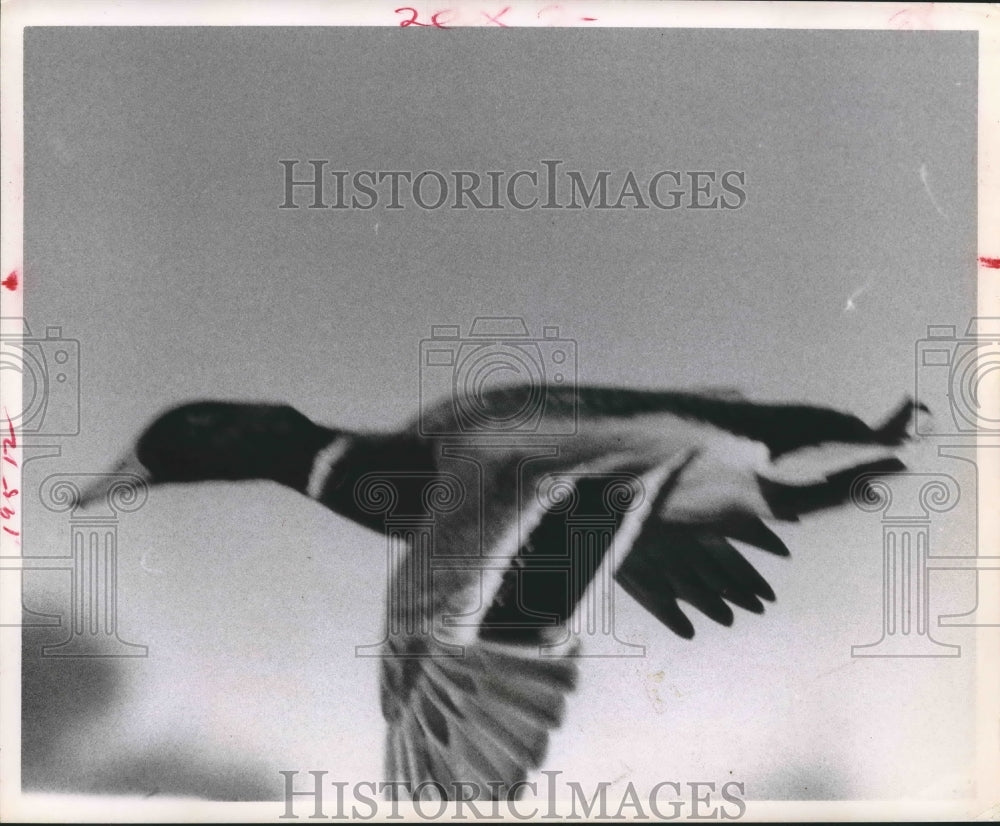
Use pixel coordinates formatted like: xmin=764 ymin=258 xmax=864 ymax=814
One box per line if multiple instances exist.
xmin=80 ymin=383 xmax=924 ymax=800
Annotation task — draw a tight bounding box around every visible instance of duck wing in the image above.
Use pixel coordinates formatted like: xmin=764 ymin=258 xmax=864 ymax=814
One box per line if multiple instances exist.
xmin=413 ymin=383 xmax=922 ymax=458
xmin=377 ymin=444 xmax=662 ymax=801
xmin=379 ymin=631 xmax=579 ymax=802
xmin=612 ymin=454 xmax=906 ymax=639
xmin=381 ymin=387 xmax=921 ymax=797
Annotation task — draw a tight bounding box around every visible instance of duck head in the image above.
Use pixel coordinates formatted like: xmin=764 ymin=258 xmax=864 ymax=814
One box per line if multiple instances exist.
xmin=76 ymin=401 xmax=337 ymax=507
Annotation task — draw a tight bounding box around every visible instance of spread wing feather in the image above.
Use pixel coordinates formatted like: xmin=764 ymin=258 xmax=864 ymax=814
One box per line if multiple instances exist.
xmin=380 ymin=634 xmax=579 ymax=800
xmin=614 ymin=452 xmax=909 ymax=639
xmin=383 ymin=390 xmax=922 ymax=794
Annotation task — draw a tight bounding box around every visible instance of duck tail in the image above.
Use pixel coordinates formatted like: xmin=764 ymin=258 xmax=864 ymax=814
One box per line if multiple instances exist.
xmin=873 ymin=397 xmax=929 ymax=445
xmin=753 ymin=397 xmax=919 ymax=521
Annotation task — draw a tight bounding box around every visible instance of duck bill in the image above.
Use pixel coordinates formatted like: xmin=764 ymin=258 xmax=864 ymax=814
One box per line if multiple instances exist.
xmin=75 ymin=450 xmax=153 ymax=508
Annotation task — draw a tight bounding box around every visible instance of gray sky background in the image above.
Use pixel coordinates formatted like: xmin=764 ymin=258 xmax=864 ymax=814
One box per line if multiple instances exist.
xmin=21 ymin=28 xmax=979 ymax=802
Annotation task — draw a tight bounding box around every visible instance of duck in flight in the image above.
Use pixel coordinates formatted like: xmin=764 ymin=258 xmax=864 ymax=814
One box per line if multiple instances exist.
xmin=78 ymin=385 xmax=924 ymax=800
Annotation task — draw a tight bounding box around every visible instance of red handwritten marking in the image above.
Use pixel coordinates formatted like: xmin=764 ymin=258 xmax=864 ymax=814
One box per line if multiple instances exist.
xmin=1 ymin=271 xmax=17 ymax=291
xmin=979 ymin=256 xmax=1000 ymax=269
xmin=1 ymin=408 xmax=18 ymax=537
xmin=431 ymin=10 xmax=455 ymax=27
xmin=482 ymin=6 xmax=510 ymax=26
xmin=887 ymin=6 xmax=937 ymax=30
xmin=2 ymin=413 xmax=16 ymax=454
xmin=396 ymin=7 xmax=430 ymax=26
xmin=397 ymin=5 xmax=594 ymax=27
xmin=2 ymin=415 xmax=14 ymax=457
xmin=395 ymin=6 xmax=451 ymax=27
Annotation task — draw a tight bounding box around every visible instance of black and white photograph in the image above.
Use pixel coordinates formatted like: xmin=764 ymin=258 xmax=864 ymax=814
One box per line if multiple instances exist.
xmin=1 ymin=1 xmax=998 ymax=821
